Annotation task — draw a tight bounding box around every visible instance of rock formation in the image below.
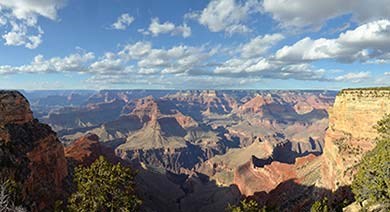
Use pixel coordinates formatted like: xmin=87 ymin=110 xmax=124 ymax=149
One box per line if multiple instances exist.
xmin=0 ymin=91 xmax=33 ymax=125
xmin=20 ymin=89 xmax=337 ymax=211
xmin=321 ymin=88 xmax=390 ymax=190
xmin=65 ymin=133 xmax=122 ymax=166
xmin=0 ymin=91 xmax=68 ymax=211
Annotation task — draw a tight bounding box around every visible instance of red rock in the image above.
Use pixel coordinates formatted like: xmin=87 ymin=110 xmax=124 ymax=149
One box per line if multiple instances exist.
xmin=0 ymin=91 xmax=67 ymax=211
xmin=65 ymin=133 xmax=123 ymax=166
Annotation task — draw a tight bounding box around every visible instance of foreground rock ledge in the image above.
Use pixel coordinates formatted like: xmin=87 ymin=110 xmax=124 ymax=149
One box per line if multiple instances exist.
xmin=0 ymin=90 xmax=68 ymax=211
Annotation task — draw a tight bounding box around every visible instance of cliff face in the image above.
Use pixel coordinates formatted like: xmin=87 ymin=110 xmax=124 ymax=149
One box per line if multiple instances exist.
xmin=65 ymin=133 xmax=122 ymax=166
xmin=321 ymin=88 xmax=390 ymax=190
xmin=0 ymin=91 xmax=68 ymax=211
xmin=0 ymin=91 xmax=33 ymax=125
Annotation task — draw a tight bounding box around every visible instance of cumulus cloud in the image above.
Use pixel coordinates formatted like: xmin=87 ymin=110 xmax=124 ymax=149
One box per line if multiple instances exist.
xmin=334 ymin=71 xmax=370 ymax=83
xmin=240 ymin=34 xmax=284 ymax=58
xmin=144 ymin=18 xmax=191 ymax=38
xmin=0 ymin=51 xmax=94 ymax=74
xmin=213 ymin=56 xmax=329 ymax=81
xmin=0 ymin=0 xmax=64 ymax=20
xmin=0 ymin=38 xmax=380 ymax=88
xmin=186 ymin=0 xmax=261 ymax=35
xmin=275 ymin=20 xmax=390 ymax=63
xmin=262 ymin=0 xmax=390 ymax=29
xmin=111 ymin=13 xmax=134 ymax=30
xmin=118 ymin=42 xmax=212 ymax=74
xmin=2 ymin=20 xmax=43 ymax=49
xmin=86 ymin=73 xmax=264 ymax=89
xmin=0 ymin=0 xmax=65 ymax=48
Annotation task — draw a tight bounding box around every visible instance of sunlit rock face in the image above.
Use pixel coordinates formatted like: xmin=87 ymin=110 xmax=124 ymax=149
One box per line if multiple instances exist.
xmin=0 ymin=91 xmax=68 ymax=211
xmin=65 ymin=133 xmax=123 ymax=166
xmin=321 ymin=88 xmax=390 ymax=190
xmin=0 ymin=91 xmax=33 ymax=126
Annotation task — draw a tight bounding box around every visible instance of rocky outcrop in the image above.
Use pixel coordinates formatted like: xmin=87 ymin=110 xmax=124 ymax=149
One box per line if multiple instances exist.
xmin=238 ymin=95 xmax=273 ymax=115
xmin=234 ymin=154 xmax=319 ymax=196
xmin=321 ymin=88 xmax=390 ymax=190
xmin=0 ymin=91 xmax=33 ymax=125
xmin=0 ymin=91 xmax=68 ymax=211
xmin=230 ymin=136 xmax=323 ymax=196
xmin=65 ymin=133 xmax=122 ymax=166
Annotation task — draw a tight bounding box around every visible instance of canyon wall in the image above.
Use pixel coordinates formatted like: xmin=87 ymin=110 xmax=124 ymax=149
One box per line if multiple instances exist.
xmin=0 ymin=91 xmax=68 ymax=211
xmin=321 ymin=88 xmax=390 ymax=190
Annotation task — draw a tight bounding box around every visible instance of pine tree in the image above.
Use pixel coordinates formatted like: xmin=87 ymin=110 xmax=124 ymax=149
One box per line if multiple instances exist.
xmin=351 ymin=114 xmax=390 ymax=208
xmin=67 ymin=156 xmax=141 ymax=212
xmin=227 ymin=199 xmax=266 ymax=212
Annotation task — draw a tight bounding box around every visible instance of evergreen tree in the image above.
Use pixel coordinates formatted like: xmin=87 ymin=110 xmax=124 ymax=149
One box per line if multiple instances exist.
xmin=227 ymin=199 xmax=266 ymax=212
xmin=67 ymin=156 xmax=141 ymax=212
xmin=351 ymin=114 xmax=390 ymax=208
xmin=310 ymin=197 xmax=329 ymax=212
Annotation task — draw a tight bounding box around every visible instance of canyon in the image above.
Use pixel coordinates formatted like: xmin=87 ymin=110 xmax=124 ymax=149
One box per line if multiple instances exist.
xmin=0 ymin=88 xmax=388 ymax=211
xmin=24 ymin=89 xmax=336 ymax=211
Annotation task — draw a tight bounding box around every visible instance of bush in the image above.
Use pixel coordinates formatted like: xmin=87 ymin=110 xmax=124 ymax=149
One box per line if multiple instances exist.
xmin=310 ymin=198 xmax=329 ymax=212
xmin=351 ymin=114 xmax=390 ymax=208
xmin=227 ymin=199 xmax=266 ymax=212
xmin=67 ymin=156 xmax=141 ymax=212
xmin=0 ymin=180 xmax=26 ymax=212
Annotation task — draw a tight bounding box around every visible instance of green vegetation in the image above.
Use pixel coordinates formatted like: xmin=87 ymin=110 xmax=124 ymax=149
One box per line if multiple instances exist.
xmin=310 ymin=197 xmax=329 ymax=212
xmin=67 ymin=156 xmax=141 ymax=212
xmin=341 ymin=87 xmax=390 ymax=91
xmin=227 ymin=199 xmax=266 ymax=212
xmin=337 ymin=87 xmax=390 ymax=96
xmin=0 ymin=179 xmax=25 ymax=212
xmin=374 ymin=113 xmax=390 ymax=139
xmin=351 ymin=114 xmax=390 ymax=208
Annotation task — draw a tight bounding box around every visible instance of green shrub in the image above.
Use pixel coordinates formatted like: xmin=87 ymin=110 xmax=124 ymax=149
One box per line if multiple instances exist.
xmin=227 ymin=199 xmax=266 ymax=212
xmin=351 ymin=114 xmax=390 ymax=208
xmin=310 ymin=198 xmax=329 ymax=212
xmin=67 ymin=156 xmax=141 ymax=212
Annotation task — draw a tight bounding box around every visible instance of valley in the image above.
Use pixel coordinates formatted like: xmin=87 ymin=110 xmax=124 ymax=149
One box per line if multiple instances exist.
xmin=23 ymin=89 xmax=336 ymax=211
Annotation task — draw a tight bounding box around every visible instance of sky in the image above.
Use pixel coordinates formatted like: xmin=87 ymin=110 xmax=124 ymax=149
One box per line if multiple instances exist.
xmin=0 ymin=0 xmax=389 ymax=90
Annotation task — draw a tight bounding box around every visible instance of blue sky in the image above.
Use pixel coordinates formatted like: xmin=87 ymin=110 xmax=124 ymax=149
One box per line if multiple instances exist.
xmin=0 ymin=0 xmax=389 ymax=90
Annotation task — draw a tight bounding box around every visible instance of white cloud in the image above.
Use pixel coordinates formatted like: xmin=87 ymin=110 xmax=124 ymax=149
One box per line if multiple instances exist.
xmin=262 ymin=0 xmax=390 ymax=29
xmin=213 ymin=56 xmax=328 ymax=81
xmin=118 ymin=41 xmax=153 ymax=61
xmin=0 ymin=39 xmax=379 ymax=88
xmin=146 ymin=18 xmax=191 ymax=38
xmin=334 ymin=71 xmax=370 ymax=83
xmin=149 ymin=18 xmax=174 ymax=35
xmin=0 ymin=0 xmax=65 ymax=48
xmin=275 ymin=20 xmax=390 ymax=63
xmin=2 ymin=21 xmax=43 ymax=49
xmin=187 ymin=0 xmax=261 ymax=35
xmin=0 ymin=0 xmax=64 ymax=20
xmin=87 ymin=42 xmax=215 ymax=77
xmin=0 ymin=51 xmax=94 ymax=74
xmin=111 ymin=13 xmax=134 ymax=30
xmin=384 ymin=72 xmax=390 ymax=76
xmin=90 ymin=53 xmax=125 ymax=74
xmin=135 ymin=44 xmax=211 ymax=74
xmin=240 ymin=33 xmax=284 ymax=58
xmin=214 ymin=57 xmax=274 ymax=74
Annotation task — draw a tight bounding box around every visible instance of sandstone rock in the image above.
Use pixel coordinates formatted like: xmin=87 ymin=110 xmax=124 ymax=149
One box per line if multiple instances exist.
xmin=0 ymin=91 xmax=67 ymax=211
xmin=0 ymin=91 xmax=33 ymax=126
xmin=65 ymin=133 xmax=122 ymax=166
xmin=321 ymin=88 xmax=390 ymax=190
